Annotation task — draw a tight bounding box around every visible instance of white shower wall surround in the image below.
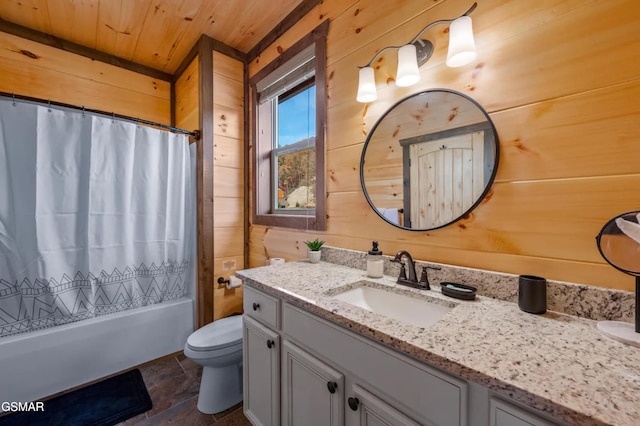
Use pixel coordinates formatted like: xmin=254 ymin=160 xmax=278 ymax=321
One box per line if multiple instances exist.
xmin=0 ymin=100 xmax=195 ymax=338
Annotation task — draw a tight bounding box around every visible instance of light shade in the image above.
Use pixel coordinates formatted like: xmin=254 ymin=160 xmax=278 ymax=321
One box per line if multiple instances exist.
xmin=446 ymin=16 xmax=477 ymax=67
xmin=356 ymin=67 xmax=377 ymax=103
xmin=396 ymin=44 xmax=420 ymax=87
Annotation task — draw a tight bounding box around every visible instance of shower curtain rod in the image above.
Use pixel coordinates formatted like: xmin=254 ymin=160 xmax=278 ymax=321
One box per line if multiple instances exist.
xmin=0 ymin=91 xmax=201 ymax=140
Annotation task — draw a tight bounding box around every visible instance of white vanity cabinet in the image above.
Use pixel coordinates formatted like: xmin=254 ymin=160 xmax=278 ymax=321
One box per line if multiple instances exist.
xmin=283 ymin=303 xmax=467 ymax=426
xmin=281 ymin=336 xmax=420 ymax=426
xmin=242 ymin=284 xmax=560 ymax=426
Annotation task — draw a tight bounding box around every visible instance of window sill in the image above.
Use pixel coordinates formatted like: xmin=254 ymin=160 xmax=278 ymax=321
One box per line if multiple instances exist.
xmin=253 ymin=212 xmax=325 ymax=231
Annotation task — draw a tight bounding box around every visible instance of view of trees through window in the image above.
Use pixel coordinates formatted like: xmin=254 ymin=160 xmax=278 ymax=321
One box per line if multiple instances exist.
xmin=276 ymin=142 xmax=316 ymax=209
xmin=276 ymin=82 xmax=316 ymax=210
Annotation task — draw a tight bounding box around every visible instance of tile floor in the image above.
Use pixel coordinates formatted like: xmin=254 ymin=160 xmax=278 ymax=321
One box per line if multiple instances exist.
xmin=118 ymin=353 xmax=251 ymax=426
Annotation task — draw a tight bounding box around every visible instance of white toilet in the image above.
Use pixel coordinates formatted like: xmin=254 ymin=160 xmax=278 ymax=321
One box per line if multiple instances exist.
xmin=183 ymin=314 xmax=243 ymax=414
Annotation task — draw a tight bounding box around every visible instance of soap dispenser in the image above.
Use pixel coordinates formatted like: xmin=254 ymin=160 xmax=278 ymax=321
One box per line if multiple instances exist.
xmin=367 ymin=241 xmax=384 ymax=278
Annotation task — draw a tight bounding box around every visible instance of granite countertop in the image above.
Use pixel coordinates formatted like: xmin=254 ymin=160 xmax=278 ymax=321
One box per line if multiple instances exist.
xmin=236 ymin=261 xmax=640 ymax=426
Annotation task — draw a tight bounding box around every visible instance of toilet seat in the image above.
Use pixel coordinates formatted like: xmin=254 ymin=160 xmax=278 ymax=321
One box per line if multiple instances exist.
xmin=186 ymin=315 xmax=242 ymax=352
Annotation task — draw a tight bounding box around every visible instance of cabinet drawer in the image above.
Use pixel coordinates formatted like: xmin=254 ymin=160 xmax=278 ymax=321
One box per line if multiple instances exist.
xmin=244 ymin=286 xmax=280 ymax=329
xmin=284 ymin=303 xmax=467 ymax=426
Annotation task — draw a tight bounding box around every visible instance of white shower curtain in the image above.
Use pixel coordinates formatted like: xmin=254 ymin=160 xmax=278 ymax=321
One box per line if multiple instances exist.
xmin=0 ymin=99 xmax=194 ymax=338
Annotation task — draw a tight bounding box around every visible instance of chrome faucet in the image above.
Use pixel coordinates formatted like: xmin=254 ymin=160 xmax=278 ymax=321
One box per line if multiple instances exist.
xmin=391 ymin=250 xmax=441 ymax=290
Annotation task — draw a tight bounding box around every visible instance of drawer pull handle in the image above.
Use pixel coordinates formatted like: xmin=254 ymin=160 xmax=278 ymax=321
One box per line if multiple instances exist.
xmin=252 ymin=302 xmax=260 ymax=311
xmin=327 ymin=381 xmax=337 ymax=394
xmin=267 ymin=339 xmax=275 ymax=349
xmin=348 ymin=397 xmax=359 ymax=411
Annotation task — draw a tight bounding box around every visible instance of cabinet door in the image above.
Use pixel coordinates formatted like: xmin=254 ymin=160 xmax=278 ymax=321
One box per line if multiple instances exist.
xmin=282 ymin=340 xmax=344 ymax=426
xmin=490 ymin=398 xmax=555 ymax=426
xmin=347 ymin=384 xmax=421 ymax=426
xmin=284 ymin=303 xmax=466 ymax=426
xmin=243 ymin=315 xmax=280 ymax=426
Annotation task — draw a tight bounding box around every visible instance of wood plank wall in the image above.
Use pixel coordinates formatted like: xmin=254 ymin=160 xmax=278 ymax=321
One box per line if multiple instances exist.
xmin=174 ymin=57 xmax=199 ymax=131
xmin=0 ymin=31 xmax=170 ymax=124
xmin=212 ymin=51 xmax=245 ymax=320
xmin=248 ymin=0 xmax=640 ymax=291
xmin=174 ymin=50 xmax=245 ymax=323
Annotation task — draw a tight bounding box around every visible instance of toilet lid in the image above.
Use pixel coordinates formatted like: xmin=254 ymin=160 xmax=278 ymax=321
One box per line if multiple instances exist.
xmin=187 ymin=315 xmax=242 ymax=351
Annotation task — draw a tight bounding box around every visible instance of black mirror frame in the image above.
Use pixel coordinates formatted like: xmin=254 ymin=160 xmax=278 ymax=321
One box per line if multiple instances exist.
xmin=359 ymin=88 xmax=500 ymax=231
xmin=595 ymin=211 xmax=640 ymax=334
xmin=595 ymin=210 xmax=640 ymax=277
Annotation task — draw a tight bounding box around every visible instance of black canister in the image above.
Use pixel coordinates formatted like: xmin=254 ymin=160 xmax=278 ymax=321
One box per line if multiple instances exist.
xmin=518 ymin=275 xmax=547 ymax=314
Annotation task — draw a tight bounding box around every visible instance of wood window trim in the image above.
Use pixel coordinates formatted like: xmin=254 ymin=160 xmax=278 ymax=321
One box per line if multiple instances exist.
xmin=250 ymin=20 xmax=329 ymax=231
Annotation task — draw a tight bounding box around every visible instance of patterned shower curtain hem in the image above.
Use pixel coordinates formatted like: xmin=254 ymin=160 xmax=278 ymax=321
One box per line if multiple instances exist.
xmin=0 ymin=259 xmax=189 ymax=338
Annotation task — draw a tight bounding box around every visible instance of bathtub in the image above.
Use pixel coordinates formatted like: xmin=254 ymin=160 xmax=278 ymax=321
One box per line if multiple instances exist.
xmin=0 ymin=297 xmax=194 ymax=405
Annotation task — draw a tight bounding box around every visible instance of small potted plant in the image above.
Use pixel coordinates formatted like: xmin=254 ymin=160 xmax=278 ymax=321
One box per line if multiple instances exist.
xmin=305 ymin=238 xmax=324 ymax=264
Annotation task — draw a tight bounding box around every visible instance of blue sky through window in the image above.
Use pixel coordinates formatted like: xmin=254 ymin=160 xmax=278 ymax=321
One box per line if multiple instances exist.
xmin=278 ymin=85 xmax=315 ymax=147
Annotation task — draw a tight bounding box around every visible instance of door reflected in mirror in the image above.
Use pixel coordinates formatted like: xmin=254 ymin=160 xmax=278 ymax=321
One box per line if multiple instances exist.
xmin=360 ymin=89 xmax=499 ymax=231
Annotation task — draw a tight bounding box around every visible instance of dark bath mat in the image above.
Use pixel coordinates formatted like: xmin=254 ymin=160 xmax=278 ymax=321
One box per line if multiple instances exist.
xmin=0 ymin=368 xmax=152 ymax=426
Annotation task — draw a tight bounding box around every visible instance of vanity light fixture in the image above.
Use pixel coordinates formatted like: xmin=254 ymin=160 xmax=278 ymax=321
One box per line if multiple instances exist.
xmin=356 ymin=2 xmax=478 ymax=103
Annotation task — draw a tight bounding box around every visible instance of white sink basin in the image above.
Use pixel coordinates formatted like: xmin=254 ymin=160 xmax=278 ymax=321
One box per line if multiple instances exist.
xmin=330 ymin=282 xmax=454 ymax=328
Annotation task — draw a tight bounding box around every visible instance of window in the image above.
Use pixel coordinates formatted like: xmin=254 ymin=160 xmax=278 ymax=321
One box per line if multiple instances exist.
xmin=273 ymin=79 xmax=316 ymax=213
xmin=251 ymin=21 xmax=328 ymax=230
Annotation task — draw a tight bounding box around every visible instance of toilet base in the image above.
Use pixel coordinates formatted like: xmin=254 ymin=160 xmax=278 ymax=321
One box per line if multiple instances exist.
xmin=196 ymin=361 xmax=243 ymax=414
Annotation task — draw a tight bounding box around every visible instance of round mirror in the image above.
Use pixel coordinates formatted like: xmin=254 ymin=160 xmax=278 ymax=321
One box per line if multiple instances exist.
xmin=595 ymin=211 xmax=640 ymax=346
xmin=596 ymin=211 xmax=640 ymax=276
xmin=360 ymin=89 xmax=499 ymax=231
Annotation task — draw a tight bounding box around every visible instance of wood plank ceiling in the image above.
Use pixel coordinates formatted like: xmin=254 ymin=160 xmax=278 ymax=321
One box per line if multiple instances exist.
xmin=0 ymin=0 xmax=303 ymax=73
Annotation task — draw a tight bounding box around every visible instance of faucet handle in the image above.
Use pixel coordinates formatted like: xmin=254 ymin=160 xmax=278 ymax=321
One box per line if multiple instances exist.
xmin=390 ymin=258 xmax=405 ymax=275
xmin=398 ymin=263 xmax=407 ymax=280
xmin=419 ymin=265 xmax=441 ymax=290
xmin=419 ymin=267 xmax=430 ymax=290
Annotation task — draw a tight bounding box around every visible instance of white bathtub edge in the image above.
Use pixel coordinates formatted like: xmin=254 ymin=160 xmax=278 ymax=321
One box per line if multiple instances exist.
xmin=0 ymin=297 xmax=194 ymax=404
